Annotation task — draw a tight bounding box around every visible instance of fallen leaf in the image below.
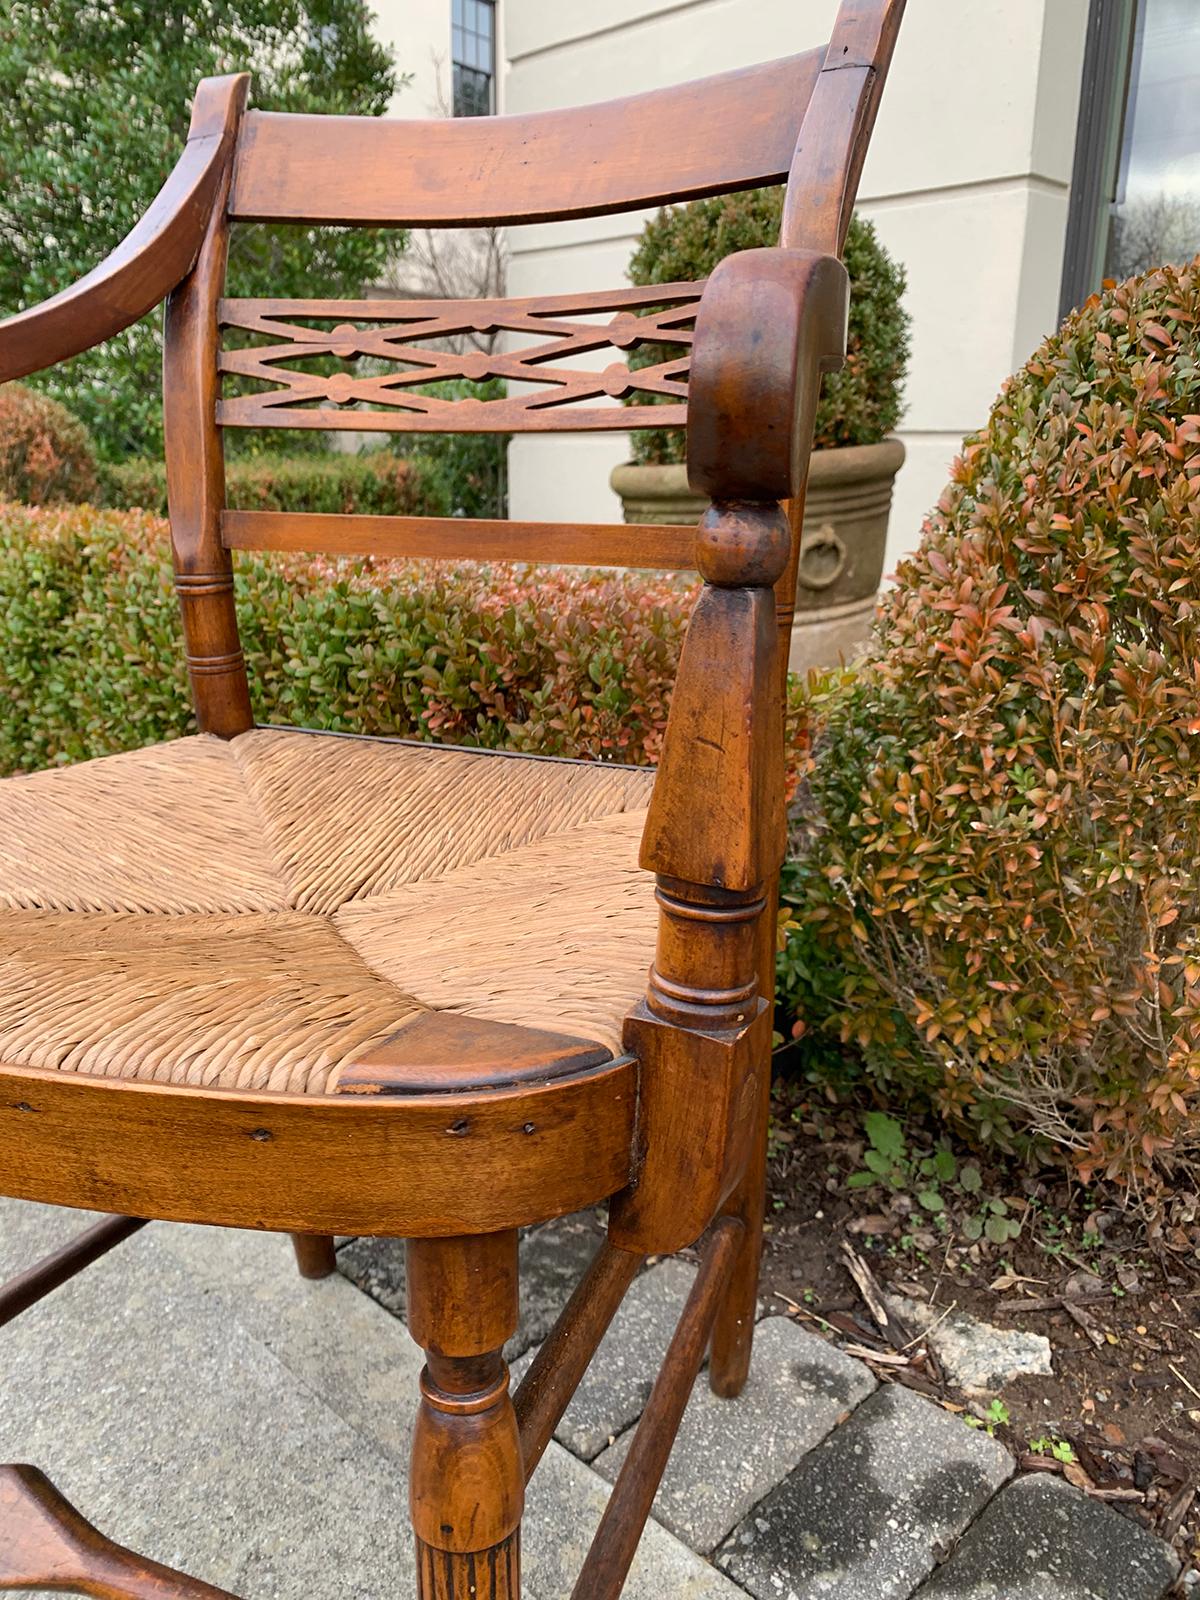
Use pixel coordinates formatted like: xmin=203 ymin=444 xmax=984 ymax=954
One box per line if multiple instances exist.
xmin=990 ymin=1272 xmax=1042 ymax=1292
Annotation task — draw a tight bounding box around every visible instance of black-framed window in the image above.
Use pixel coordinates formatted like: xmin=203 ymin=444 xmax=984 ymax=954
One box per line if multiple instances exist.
xmin=453 ymin=0 xmax=495 ymax=118
xmin=1061 ymin=0 xmax=1200 ymax=318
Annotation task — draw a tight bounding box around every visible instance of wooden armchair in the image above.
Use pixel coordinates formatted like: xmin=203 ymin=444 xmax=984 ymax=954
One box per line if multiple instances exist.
xmin=0 ymin=5 xmax=903 ymax=1596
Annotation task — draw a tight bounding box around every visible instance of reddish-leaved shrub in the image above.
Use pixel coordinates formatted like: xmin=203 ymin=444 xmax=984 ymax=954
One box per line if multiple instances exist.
xmin=0 ymin=384 xmax=97 ymax=504
xmin=0 ymin=501 xmax=694 ymax=774
xmin=779 ymin=258 xmax=1200 ymax=1192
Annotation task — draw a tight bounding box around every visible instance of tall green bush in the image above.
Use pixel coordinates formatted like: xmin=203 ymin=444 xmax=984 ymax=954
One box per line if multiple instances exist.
xmin=0 ymin=0 xmax=400 ymax=460
xmin=390 ymin=379 xmax=510 ymax=520
xmin=778 ymin=258 xmax=1200 ymax=1192
xmin=626 ymin=193 xmax=910 ymax=465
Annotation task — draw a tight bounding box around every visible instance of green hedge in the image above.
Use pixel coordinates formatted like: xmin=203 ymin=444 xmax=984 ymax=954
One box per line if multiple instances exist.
xmin=97 ymin=452 xmax=439 ymax=518
xmin=0 ymin=502 xmax=694 ymax=774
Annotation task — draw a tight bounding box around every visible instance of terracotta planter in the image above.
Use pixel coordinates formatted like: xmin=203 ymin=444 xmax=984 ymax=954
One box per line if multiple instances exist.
xmin=611 ymin=437 xmax=905 ymax=673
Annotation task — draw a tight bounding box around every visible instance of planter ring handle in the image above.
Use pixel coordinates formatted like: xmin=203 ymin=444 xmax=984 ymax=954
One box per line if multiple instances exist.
xmin=797 ymin=525 xmax=847 ymax=591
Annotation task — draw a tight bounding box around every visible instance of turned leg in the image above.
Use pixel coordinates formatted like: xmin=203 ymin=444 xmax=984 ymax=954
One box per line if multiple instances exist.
xmin=407 ymin=1232 xmax=523 ymax=1600
xmin=290 ymin=1233 xmax=337 ymax=1279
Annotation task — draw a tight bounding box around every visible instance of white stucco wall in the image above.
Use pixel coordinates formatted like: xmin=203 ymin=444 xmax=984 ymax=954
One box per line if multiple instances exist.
xmin=372 ymin=0 xmax=452 ymax=116
xmin=500 ymin=0 xmax=1090 ymax=574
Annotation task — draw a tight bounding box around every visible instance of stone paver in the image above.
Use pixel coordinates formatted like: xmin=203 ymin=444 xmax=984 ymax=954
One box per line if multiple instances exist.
xmin=338 ymin=1210 xmax=609 ymax=1361
xmin=3 ymin=1200 xmax=1182 ymax=1600
xmin=524 ymin=1446 xmax=749 ymax=1600
xmin=154 ymin=1216 xmax=424 ymax=1466
xmin=914 ymin=1474 xmax=1179 ymax=1600
xmin=0 ymin=1202 xmax=744 ymax=1600
xmin=0 ymin=1208 xmax=417 ymax=1600
xmin=335 ymin=1233 xmax=407 ymax=1313
xmin=718 ymin=1382 xmax=1013 ymax=1600
xmin=594 ymin=1315 xmax=877 ymax=1553
xmin=512 ymin=1255 xmax=699 ymax=1459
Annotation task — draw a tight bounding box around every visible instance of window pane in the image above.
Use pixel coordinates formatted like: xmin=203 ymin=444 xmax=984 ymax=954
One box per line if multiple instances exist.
xmin=452 ymin=0 xmax=493 ymax=118
xmin=453 ymin=64 xmax=491 ymax=118
xmin=1104 ymin=0 xmax=1200 ymax=279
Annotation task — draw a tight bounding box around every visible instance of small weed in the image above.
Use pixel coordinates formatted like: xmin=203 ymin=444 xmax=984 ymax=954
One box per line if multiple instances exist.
xmin=965 ymin=1399 xmax=1010 ymax=1437
xmin=1029 ymin=1435 xmax=1077 ymax=1464
xmin=847 ymin=1114 xmax=1022 ymax=1247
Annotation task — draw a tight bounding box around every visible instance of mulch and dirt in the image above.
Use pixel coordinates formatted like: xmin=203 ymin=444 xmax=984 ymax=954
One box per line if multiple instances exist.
xmin=760 ymin=1079 xmax=1200 ymax=1586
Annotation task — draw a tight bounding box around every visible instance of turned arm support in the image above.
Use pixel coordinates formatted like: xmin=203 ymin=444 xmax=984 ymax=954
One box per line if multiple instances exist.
xmin=611 ymin=251 xmax=852 ymax=1255
xmin=610 ymin=509 xmax=789 ymax=1254
xmin=643 ymin=245 xmax=852 ymax=904
xmin=0 ymin=74 xmax=247 ymax=385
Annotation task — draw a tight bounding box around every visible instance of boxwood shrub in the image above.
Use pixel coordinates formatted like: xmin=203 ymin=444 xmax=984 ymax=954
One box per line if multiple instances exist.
xmin=626 ymin=194 xmax=910 ymax=465
xmin=0 ymin=501 xmax=693 ymax=774
xmin=779 ymin=258 xmax=1200 ymax=1192
xmin=98 ymin=451 xmax=438 ymax=518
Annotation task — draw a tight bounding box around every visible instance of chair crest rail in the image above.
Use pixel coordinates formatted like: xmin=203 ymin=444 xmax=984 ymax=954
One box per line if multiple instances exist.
xmin=216 ymin=282 xmax=703 ymax=433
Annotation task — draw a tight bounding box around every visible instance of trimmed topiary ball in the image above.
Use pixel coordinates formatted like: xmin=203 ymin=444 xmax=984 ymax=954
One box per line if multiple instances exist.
xmin=626 ymin=191 xmax=910 ymax=464
xmin=779 ymin=258 xmax=1200 ymax=1191
xmin=0 ymin=383 xmax=96 ymax=504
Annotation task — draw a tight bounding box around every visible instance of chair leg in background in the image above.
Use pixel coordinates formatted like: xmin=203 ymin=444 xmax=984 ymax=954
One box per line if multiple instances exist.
xmin=407 ymin=1231 xmax=523 ymax=1600
xmin=290 ymin=1233 xmax=337 ymax=1280
xmin=707 ymin=1031 xmax=771 ymax=1399
xmin=709 ymin=875 xmax=779 ymax=1400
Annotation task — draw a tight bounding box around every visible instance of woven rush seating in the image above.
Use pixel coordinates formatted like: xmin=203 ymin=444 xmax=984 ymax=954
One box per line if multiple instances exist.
xmin=0 ymin=728 xmax=657 ymax=1095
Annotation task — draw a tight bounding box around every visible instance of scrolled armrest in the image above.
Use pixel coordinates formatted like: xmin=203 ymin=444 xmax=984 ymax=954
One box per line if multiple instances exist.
xmin=686 ymin=246 xmax=849 ymax=504
xmin=0 ymin=73 xmax=247 ymax=385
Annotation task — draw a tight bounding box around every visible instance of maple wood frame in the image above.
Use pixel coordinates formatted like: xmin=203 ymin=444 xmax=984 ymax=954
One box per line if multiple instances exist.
xmin=0 ymin=6 xmax=904 ymax=1597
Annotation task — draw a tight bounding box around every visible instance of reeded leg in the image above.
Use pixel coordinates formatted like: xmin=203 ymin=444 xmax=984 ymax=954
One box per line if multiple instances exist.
xmin=290 ymin=1233 xmax=337 ymax=1279
xmin=407 ymin=1232 xmax=523 ymax=1600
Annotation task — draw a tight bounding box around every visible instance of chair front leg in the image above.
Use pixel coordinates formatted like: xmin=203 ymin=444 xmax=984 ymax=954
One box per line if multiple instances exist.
xmin=406 ymin=1232 xmax=523 ymax=1600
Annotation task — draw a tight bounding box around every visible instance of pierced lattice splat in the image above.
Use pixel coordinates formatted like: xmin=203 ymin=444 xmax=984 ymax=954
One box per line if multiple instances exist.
xmin=215 ymin=281 xmax=704 ymax=433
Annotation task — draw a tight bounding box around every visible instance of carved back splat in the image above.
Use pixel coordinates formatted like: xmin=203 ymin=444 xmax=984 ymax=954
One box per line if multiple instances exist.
xmin=217 ymin=284 xmax=701 ymax=434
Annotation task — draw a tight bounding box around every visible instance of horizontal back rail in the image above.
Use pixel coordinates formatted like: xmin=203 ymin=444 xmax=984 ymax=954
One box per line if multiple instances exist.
xmin=221 ymin=510 xmax=698 ymax=572
xmin=218 ymin=401 xmax=687 ymax=435
xmin=229 ymin=51 xmax=824 ymax=228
